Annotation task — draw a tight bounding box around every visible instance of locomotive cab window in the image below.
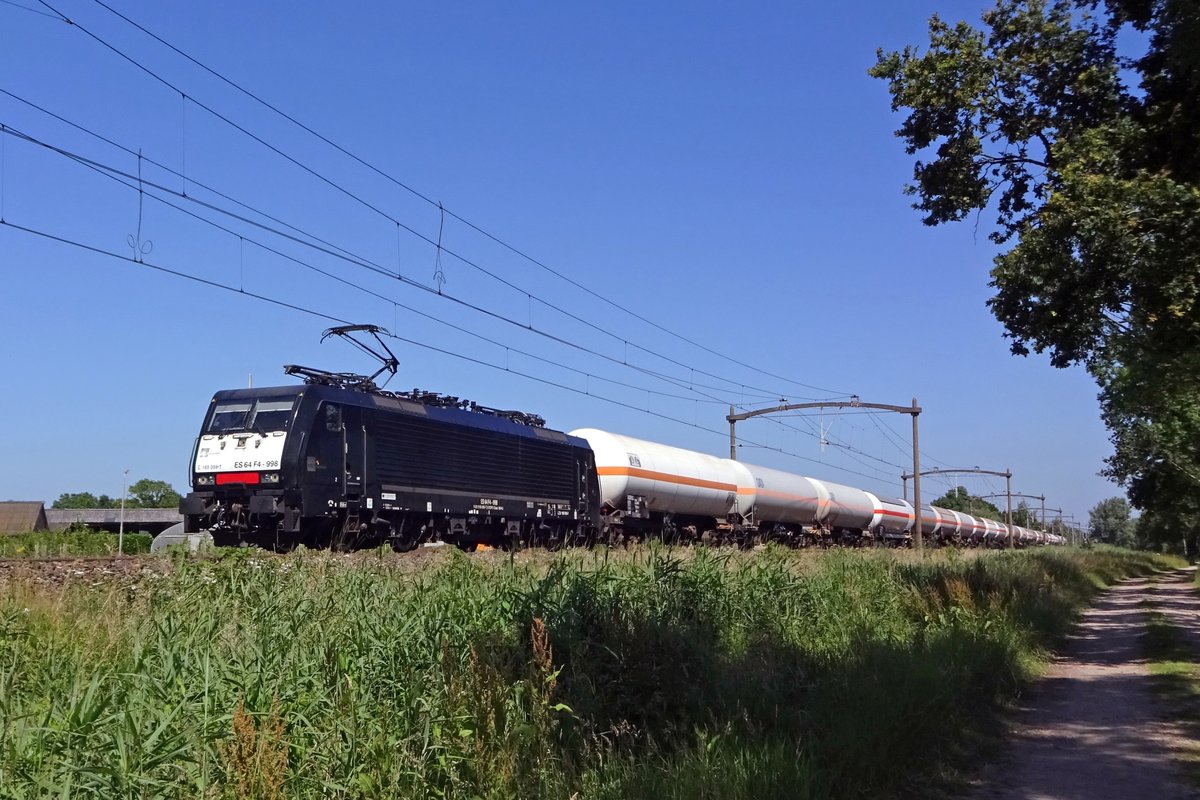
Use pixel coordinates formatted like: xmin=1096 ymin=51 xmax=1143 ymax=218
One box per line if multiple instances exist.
xmin=208 ymin=402 xmax=251 ymax=432
xmin=207 ymin=398 xmax=296 ymax=433
xmin=249 ymin=400 xmax=294 ymax=431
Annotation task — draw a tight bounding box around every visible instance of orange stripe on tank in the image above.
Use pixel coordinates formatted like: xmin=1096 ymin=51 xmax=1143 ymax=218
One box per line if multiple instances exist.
xmin=596 ymin=466 xmax=737 ymax=493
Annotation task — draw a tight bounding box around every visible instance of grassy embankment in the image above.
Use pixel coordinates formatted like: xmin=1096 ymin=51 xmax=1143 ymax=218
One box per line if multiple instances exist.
xmin=0 ymin=545 xmax=1180 ymax=799
xmin=0 ymin=530 xmax=152 ymax=558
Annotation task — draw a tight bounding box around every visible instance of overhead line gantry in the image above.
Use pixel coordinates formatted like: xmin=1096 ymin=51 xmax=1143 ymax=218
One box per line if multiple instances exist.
xmin=728 ymin=395 xmax=925 ymax=550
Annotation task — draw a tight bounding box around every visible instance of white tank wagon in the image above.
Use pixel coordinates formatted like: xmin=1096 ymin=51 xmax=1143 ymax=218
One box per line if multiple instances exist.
xmin=736 ymin=462 xmax=827 ymax=543
xmin=806 ymin=480 xmax=914 ymax=545
xmin=567 ymin=428 xmax=1056 ymax=549
xmin=727 ymin=464 xmax=918 ymax=546
xmin=1018 ymin=527 xmax=1041 ymax=546
xmin=931 ymin=507 xmax=965 ymax=542
xmin=569 ymin=428 xmax=754 ymax=542
xmin=815 ymin=479 xmax=879 ymax=532
xmin=876 ymin=498 xmax=915 ymax=540
xmin=982 ymin=518 xmax=1007 ymax=545
xmin=913 ymin=505 xmax=953 ymax=542
xmin=958 ymin=514 xmax=987 ymax=544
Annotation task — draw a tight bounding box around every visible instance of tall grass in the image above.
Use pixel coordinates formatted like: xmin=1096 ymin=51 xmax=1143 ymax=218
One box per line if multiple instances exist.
xmin=0 ymin=545 xmax=1180 ymax=798
xmin=0 ymin=530 xmax=152 ymax=557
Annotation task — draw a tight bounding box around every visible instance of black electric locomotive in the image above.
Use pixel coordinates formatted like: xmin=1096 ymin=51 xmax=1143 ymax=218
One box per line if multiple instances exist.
xmin=181 ymin=326 xmax=600 ymax=551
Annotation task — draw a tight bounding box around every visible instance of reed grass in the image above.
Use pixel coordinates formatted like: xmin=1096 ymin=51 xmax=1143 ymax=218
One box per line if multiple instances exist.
xmin=0 ymin=545 xmax=1180 ymax=798
xmin=0 ymin=531 xmax=152 ymax=558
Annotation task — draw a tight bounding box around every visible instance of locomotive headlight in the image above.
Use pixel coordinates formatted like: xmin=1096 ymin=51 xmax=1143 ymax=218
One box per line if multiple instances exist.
xmin=262 ymin=472 xmax=280 ymax=484
xmin=196 ymin=474 xmax=214 ymax=486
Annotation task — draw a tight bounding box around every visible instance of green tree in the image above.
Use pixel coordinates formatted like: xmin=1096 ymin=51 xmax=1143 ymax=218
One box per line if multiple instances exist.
xmin=1012 ymin=501 xmax=1037 ymax=528
xmin=52 ymin=492 xmax=101 ymax=509
xmin=1089 ymin=496 xmax=1135 ymax=546
xmin=871 ymin=0 xmax=1200 ymax=550
xmin=930 ymin=486 xmax=1002 ymax=518
xmin=127 ymin=478 xmax=181 ymax=509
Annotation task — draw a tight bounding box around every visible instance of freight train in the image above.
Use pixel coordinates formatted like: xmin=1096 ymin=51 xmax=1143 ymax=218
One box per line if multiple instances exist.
xmin=181 ymin=327 xmax=1064 ymax=551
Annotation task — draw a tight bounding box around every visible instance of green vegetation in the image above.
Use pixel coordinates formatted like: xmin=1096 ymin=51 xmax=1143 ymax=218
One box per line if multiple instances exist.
xmin=0 ymin=546 xmax=1180 ymax=799
xmin=0 ymin=530 xmax=152 ymax=557
xmin=1090 ymin=496 xmax=1136 ymax=547
xmin=53 ymin=478 xmax=181 ymax=509
xmin=1141 ymin=600 xmax=1200 ymax=784
xmin=929 ymin=486 xmax=1002 ymax=519
xmin=871 ymin=1 xmax=1200 ymax=552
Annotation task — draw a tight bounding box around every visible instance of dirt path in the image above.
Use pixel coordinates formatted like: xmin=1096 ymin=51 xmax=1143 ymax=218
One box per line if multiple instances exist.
xmin=971 ymin=568 xmax=1200 ymax=800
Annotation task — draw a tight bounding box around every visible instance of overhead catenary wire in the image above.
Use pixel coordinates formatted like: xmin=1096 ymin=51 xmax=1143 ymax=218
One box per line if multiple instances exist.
xmin=747 ymin=411 xmax=908 ymax=472
xmin=28 ymin=0 xmax=849 ymax=403
xmin=0 ymin=14 xmax=909 ymax=484
xmin=0 ymin=0 xmax=57 ymax=18
xmin=0 ymin=216 xmax=896 ymax=487
xmin=82 ymin=0 xmax=852 ymax=399
xmin=0 ymin=120 xmax=795 ymax=412
xmin=0 ymin=122 xmax=762 ymax=412
xmin=2 ymin=117 xmax=905 ymax=485
xmin=0 ymin=90 xmax=790 ymax=407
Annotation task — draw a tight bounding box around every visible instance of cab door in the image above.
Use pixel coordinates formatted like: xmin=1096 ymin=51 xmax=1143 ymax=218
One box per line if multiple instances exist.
xmin=342 ymin=405 xmax=367 ymax=499
xmin=302 ymin=403 xmax=343 ymax=489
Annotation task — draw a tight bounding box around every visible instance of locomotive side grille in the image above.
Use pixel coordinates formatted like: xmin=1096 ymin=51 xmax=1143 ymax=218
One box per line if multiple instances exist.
xmin=372 ymin=413 xmax=578 ymax=500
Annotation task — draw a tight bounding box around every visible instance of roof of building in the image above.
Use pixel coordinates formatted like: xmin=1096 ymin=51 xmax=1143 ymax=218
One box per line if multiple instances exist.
xmin=0 ymin=501 xmax=49 ymax=533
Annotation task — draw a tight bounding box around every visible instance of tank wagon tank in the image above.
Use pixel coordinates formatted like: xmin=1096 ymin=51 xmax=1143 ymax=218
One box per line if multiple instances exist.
xmin=960 ymin=514 xmax=987 ymax=544
xmin=736 ymin=461 xmax=829 ymax=543
xmin=569 ymin=428 xmax=755 ymax=543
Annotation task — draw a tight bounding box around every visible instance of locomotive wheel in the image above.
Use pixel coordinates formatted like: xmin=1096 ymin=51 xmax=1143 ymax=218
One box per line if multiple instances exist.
xmin=390 ymin=533 xmax=419 ymax=553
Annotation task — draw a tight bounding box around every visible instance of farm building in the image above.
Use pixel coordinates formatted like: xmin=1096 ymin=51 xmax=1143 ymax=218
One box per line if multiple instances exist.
xmin=0 ymin=501 xmax=49 ymax=533
xmin=45 ymin=507 xmax=183 ymax=535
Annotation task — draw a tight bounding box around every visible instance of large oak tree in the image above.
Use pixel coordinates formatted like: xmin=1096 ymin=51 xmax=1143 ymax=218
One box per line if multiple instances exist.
xmin=871 ymin=0 xmax=1200 ymax=550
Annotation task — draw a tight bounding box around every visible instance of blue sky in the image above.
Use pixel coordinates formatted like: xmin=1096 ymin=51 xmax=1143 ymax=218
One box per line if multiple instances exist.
xmin=0 ymin=0 xmax=1114 ymax=524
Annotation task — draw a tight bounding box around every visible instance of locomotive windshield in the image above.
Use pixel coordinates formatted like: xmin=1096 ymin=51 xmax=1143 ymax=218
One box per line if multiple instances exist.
xmin=207 ymin=398 xmax=296 ymax=433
